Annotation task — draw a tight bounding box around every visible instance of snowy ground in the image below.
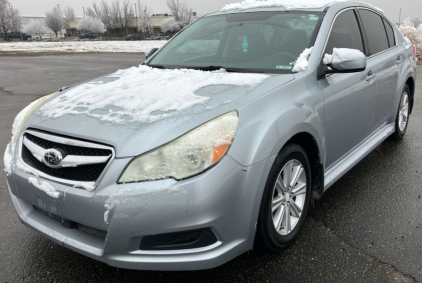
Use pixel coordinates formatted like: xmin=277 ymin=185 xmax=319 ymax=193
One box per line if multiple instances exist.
xmin=0 ymin=40 xmax=167 ymax=54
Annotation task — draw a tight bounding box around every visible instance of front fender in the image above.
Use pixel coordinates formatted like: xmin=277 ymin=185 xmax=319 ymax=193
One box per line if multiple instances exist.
xmin=228 ymin=71 xmax=325 ymax=167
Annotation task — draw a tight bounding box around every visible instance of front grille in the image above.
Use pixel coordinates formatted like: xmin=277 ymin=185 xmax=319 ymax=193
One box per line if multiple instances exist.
xmin=21 ymin=131 xmax=113 ymax=184
xmin=26 ymin=133 xmax=111 ymax=156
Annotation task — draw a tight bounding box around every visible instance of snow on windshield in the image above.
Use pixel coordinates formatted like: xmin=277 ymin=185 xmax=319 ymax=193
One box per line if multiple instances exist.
xmin=221 ymin=0 xmax=347 ymax=11
xmin=37 ymin=65 xmax=269 ymax=124
xmin=292 ymin=47 xmax=313 ymax=72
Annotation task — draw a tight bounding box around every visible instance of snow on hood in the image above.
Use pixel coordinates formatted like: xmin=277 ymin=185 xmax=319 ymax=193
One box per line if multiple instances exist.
xmin=36 ymin=65 xmax=270 ymax=124
xmin=221 ymin=0 xmax=347 ymax=11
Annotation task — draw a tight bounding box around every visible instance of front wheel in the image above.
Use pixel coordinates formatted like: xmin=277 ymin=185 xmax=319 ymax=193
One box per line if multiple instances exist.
xmin=391 ymin=85 xmax=410 ymax=140
xmin=256 ymin=143 xmax=311 ymax=251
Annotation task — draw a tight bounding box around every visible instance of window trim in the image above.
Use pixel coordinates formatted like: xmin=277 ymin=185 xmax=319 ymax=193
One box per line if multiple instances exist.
xmin=317 ymin=7 xmax=366 ymax=78
xmin=356 ymin=7 xmax=398 ymax=58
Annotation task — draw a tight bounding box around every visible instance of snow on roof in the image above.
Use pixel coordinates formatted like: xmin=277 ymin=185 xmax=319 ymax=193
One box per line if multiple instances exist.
xmin=221 ymin=0 xmax=348 ymax=12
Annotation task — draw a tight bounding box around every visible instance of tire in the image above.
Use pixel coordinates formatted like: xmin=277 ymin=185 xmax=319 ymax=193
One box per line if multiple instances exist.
xmin=391 ymin=85 xmax=410 ymax=140
xmin=256 ymin=143 xmax=311 ymax=251
xmin=8 ymin=36 xmax=12 ymax=41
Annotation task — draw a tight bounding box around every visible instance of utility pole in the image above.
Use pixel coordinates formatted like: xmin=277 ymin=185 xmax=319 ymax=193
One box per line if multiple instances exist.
xmin=399 ymin=8 xmax=401 ymax=26
xmin=134 ymin=3 xmax=138 ymax=34
xmin=83 ymin=7 xmax=85 ymax=18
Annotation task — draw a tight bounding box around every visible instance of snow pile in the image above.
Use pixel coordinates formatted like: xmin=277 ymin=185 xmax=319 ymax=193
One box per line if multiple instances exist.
xmin=104 ymin=186 xmax=186 ymax=223
xmin=323 ymin=48 xmax=366 ymax=64
xmin=0 ymin=40 xmax=166 ymax=54
xmin=3 ymin=144 xmax=13 ymax=176
xmin=399 ymin=18 xmax=422 ymax=57
xmin=221 ymin=0 xmax=347 ymax=11
xmin=28 ymin=177 xmax=60 ymax=198
xmin=292 ymin=47 xmax=313 ymax=72
xmin=38 ymin=65 xmax=269 ymax=124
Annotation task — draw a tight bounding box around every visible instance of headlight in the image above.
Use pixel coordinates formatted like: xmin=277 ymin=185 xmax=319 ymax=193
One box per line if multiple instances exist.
xmin=118 ymin=111 xmax=239 ymax=183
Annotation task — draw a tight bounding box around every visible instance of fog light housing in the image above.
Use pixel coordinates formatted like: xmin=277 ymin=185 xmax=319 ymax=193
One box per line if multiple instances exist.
xmin=139 ymin=228 xmax=218 ymax=250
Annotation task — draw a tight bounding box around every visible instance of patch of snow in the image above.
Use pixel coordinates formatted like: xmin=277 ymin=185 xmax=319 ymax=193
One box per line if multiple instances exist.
xmin=16 ymin=158 xmax=41 ymax=178
xmin=354 ymin=2 xmax=384 ymax=13
xmin=292 ymin=47 xmax=313 ymax=73
xmin=72 ymin=182 xmax=96 ymax=192
xmin=0 ymin=41 xmax=166 ymax=54
xmin=104 ymin=186 xmax=187 ymax=223
xmin=221 ymin=0 xmax=347 ymax=11
xmin=3 ymin=144 xmax=13 ymax=176
xmin=403 ymin=37 xmax=413 ymax=50
xmin=28 ymin=177 xmax=60 ymax=198
xmin=323 ymin=48 xmax=366 ymax=64
xmin=38 ymin=66 xmax=269 ymax=124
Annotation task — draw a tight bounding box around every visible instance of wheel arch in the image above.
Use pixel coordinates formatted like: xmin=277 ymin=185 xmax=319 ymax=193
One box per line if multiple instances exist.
xmin=406 ymin=76 xmax=415 ymax=114
xmin=285 ymin=132 xmax=324 ymax=199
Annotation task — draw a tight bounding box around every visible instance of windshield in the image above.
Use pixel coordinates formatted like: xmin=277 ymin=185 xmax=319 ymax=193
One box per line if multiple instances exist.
xmin=148 ymin=11 xmax=322 ymax=73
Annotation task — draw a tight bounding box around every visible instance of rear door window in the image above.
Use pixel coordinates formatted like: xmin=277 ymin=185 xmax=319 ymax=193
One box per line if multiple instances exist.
xmin=358 ymin=9 xmax=389 ymax=55
xmin=383 ymin=19 xmax=396 ymax=47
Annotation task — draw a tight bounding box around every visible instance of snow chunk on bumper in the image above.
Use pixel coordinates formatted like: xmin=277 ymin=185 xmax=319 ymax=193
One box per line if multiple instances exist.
xmin=28 ymin=177 xmax=60 ymax=199
xmin=37 ymin=66 xmax=269 ymax=124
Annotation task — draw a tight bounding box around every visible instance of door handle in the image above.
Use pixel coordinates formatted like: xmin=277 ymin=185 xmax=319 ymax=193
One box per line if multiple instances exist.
xmin=366 ymin=71 xmax=376 ymax=81
xmin=396 ymin=56 xmax=403 ymax=65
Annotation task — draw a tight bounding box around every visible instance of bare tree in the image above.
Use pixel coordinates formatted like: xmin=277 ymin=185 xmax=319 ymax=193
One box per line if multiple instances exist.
xmin=0 ymin=0 xmax=21 ymax=41
xmin=63 ymin=6 xmax=76 ymax=28
xmin=77 ymin=17 xmax=106 ymax=34
xmin=166 ymin=0 xmax=193 ymax=30
xmin=137 ymin=1 xmax=153 ymax=35
xmin=110 ymin=0 xmax=132 ymax=34
xmin=86 ymin=1 xmax=113 ymax=29
xmin=87 ymin=0 xmax=132 ymax=35
xmin=22 ymin=19 xmax=48 ymax=38
xmin=45 ymin=7 xmax=64 ymax=37
xmin=413 ymin=17 xmax=422 ymax=29
xmin=161 ymin=17 xmax=178 ymax=33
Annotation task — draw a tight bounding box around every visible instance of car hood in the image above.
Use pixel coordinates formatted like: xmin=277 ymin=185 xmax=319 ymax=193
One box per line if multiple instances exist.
xmin=26 ymin=66 xmax=294 ymax=157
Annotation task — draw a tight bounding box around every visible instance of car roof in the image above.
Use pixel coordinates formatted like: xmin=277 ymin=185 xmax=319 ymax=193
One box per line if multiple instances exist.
xmin=206 ymin=1 xmax=383 ymax=16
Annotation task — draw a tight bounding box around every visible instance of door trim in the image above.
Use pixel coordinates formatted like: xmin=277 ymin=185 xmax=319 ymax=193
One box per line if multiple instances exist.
xmin=324 ymin=123 xmax=395 ymax=191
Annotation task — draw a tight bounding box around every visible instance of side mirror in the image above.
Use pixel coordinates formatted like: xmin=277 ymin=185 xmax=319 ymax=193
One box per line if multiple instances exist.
xmin=146 ymin=48 xmax=159 ymax=60
xmin=324 ymin=49 xmax=367 ymax=74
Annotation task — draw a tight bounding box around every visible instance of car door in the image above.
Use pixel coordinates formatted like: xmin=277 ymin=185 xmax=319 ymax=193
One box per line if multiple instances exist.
xmin=317 ymin=8 xmax=378 ymax=168
xmin=357 ymin=8 xmax=401 ymax=125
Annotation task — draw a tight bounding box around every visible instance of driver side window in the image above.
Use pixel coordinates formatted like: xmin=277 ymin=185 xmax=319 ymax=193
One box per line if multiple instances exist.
xmin=324 ymin=9 xmax=365 ymax=55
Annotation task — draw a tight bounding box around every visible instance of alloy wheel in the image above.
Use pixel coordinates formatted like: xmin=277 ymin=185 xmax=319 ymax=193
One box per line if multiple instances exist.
xmin=271 ymin=159 xmax=307 ymax=235
xmin=398 ymin=92 xmax=409 ymax=132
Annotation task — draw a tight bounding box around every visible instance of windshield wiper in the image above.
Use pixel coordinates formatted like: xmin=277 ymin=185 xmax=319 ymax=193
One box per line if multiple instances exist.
xmin=197 ymin=66 xmax=264 ymax=73
xmin=148 ymin=64 xmax=166 ymax=69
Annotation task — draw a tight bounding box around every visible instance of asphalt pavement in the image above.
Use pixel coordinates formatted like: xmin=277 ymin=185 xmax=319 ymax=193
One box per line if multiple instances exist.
xmin=0 ymin=54 xmax=420 ymax=282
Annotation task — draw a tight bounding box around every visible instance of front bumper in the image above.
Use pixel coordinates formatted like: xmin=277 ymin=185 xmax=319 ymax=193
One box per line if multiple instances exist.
xmin=7 ymin=151 xmax=275 ymax=270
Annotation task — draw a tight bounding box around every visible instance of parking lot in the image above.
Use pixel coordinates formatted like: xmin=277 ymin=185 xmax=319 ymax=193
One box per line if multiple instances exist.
xmin=0 ymin=54 xmax=421 ymax=282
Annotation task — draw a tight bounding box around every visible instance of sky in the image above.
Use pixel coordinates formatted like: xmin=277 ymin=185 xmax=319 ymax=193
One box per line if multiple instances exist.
xmin=10 ymin=0 xmax=419 ymax=23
